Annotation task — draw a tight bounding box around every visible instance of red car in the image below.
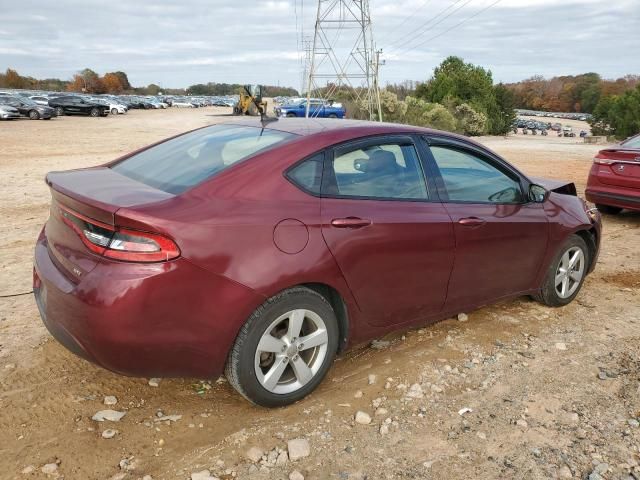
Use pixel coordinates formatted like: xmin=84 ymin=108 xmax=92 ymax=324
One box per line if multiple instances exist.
xmin=34 ymin=119 xmax=601 ymax=406
xmin=586 ymin=133 xmax=640 ymax=213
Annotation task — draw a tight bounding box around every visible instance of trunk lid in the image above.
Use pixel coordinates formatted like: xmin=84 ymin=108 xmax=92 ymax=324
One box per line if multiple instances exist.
xmin=595 ymin=148 xmax=640 ymax=189
xmin=45 ymin=168 xmax=174 ymax=280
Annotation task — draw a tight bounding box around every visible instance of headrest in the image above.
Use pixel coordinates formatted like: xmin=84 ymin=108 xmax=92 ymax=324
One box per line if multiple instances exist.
xmin=366 ymin=150 xmax=398 ymax=174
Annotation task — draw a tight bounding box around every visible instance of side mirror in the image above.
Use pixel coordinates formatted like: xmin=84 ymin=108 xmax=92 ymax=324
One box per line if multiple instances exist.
xmin=529 ymin=184 xmax=548 ymax=203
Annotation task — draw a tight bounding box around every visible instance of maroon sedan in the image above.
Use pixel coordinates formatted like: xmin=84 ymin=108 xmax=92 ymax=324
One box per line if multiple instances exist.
xmin=586 ymin=133 xmax=640 ymax=213
xmin=34 ymin=119 xmax=601 ymax=406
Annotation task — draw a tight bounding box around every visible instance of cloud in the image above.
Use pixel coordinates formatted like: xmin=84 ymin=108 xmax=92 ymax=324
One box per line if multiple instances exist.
xmin=0 ymin=0 xmax=637 ymax=90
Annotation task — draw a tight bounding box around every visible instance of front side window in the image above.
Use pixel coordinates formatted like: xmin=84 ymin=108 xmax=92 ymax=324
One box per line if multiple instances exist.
xmin=429 ymin=145 xmax=523 ymax=203
xmin=112 ymin=125 xmax=296 ymax=194
xmin=326 ymin=142 xmax=428 ymax=200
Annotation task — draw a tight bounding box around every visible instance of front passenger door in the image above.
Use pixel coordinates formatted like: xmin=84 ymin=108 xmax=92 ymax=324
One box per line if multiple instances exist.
xmin=424 ymin=137 xmax=549 ymax=309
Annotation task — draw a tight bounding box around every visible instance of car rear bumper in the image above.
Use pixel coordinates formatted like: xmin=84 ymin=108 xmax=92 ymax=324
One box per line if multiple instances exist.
xmin=33 ymin=231 xmax=265 ymax=379
xmin=586 ymin=187 xmax=640 ymax=212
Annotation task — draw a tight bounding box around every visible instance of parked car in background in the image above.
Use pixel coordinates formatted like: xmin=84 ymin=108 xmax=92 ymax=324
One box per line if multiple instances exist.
xmin=586 ymin=133 xmax=640 ymax=214
xmin=30 ymin=95 xmax=52 ymax=106
xmin=172 ymin=99 xmax=195 ymax=108
xmin=0 ymin=104 xmax=20 ymax=120
xmin=34 ymin=118 xmax=601 ymax=407
xmin=562 ymin=126 xmax=575 ymax=137
xmin=48 ymin=96 xmax=109 ymax=117
xmin=0 ymin=96 xmax=55 ymax=120
xmin=90 ymin=97 xmax=127 ymax=115
xmin=275 ymin=99 xmax=346 ymax=118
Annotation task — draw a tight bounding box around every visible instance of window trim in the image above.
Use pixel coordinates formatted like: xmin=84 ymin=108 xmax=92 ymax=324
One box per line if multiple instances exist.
xmin=321 ymin=134 xmax=433 ymax=203
xmin=421 ymin=135 xmax=531 ymax=205
xmin=283 ymin=151 xmax=325 ymax=197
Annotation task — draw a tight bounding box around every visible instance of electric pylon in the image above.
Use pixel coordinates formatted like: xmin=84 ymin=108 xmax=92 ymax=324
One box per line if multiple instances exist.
xmin=305 ymin=0 xmax=382 ymax=121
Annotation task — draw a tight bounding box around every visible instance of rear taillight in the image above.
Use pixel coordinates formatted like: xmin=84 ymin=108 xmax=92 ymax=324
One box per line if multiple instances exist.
xmin=56 ymin=204 xmax=179 ymax=263
xmin=593 ymin=154 xmax=614 ymax=165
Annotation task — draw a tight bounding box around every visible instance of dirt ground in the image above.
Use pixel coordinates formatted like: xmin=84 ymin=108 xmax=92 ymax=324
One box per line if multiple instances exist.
xmin=0 ymin=109 xmax=638 ymax=480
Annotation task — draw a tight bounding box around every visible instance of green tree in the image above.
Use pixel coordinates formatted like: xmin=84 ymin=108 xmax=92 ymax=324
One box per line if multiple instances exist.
xmin=404 ymin=96 xmax=456 ymax=131
xmin=490 ymin=84 xmax=517 ymax=135
xmin=590 ymin=85 xmax=640 ymax=139
xmin=455 ymin=103 xmax=487 ymax=136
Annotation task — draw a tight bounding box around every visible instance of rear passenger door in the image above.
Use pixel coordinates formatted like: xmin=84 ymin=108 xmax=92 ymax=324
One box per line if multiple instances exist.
xmin=320 ymin=136 xmax=455 ymax=327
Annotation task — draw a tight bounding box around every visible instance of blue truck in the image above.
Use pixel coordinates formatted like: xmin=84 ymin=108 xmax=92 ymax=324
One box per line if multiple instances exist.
xmin=274 ymin=99 xmax=346 ymax=118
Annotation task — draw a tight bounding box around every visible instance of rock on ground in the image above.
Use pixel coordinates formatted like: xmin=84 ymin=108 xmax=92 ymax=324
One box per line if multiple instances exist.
xmin=245 ymin=446 xmax=264 ymax=463
xmin=92 ymin=410 xmax=126 ymax=422
xmin=287 ymin=438 xmax=311 ymax=461
xmin=289 ymin=471 xmax=305 ymax=480
xmin=355 ymin=411 xmax=372 ymax=425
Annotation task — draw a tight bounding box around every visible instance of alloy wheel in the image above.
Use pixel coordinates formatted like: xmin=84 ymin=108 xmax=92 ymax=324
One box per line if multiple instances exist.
xmin=254 ymin=309 xmax=329 ymax=395
xmin=555 ymin=246 xmax=585 ymax=299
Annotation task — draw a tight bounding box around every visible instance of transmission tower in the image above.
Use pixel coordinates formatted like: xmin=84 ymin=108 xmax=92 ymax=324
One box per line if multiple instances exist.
xmin=305 ymin=0 xmax=382 ymax=121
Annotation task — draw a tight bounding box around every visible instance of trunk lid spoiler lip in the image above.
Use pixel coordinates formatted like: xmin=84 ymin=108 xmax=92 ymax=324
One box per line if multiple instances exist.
xmin=46 ymin=167 xmax=175 ymax=225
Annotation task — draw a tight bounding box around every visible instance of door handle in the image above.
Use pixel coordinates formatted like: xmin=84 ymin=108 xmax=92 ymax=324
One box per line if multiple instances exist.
xmin=331 ymin=217 xmax=372 ymax=229
xmin=458 ymin=217 xmax=486 ymax=227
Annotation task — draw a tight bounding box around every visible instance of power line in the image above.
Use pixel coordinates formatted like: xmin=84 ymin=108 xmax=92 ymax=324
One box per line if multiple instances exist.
xmin=386 ymin=0 xmax=436 ymax=34
xmin=391 ymin=0 xmax=503 ymax=56
xmin=384 ymin=0 xmax=470 ymax=51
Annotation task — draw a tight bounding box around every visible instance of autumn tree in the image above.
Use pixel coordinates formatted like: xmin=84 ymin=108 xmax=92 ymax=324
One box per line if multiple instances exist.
xmin=102 ymin=73 xmax=124 ymax=93
xmin=2 ymin=68 xmax=27 ymax=89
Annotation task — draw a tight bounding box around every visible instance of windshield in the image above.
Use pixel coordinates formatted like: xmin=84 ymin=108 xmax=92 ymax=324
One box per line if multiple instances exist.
xmin=622 ymin=135 xmax=640 ymax=148
xmin=112 ymin=124 xmax=296 ymax=194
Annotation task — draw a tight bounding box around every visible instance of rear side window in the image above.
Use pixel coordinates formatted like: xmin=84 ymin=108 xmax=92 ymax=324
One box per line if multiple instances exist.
xmin=112 ymin=125 xmax=295 ymax=194
xmin=286 ymin=153 xmax=324 ymax=195
xmin=326 ymin=142 xmax=428 ymax=200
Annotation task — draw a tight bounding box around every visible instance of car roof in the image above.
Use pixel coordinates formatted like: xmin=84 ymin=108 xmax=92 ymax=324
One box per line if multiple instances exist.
xmin=209 ymin=117 xmax=500 ymax=159
xmin=223 ymin=117 xmax=457 ymax=139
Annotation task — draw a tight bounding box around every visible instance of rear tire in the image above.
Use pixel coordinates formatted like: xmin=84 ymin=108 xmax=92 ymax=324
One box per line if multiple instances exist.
xmin=286 ymin=112 xmax=297 ymax=118
xmin=595 ymin=204 xmax=622 ymax=215
xmin=533 ymin=235 xmax=589 ymax=307
xmin=328 ymin=113 xmax=338 ymax=118
xmin=55 ymin=107 xmax=64 ymax=116
xmin=225 ymin=287 xmax=339 ymax=407
xmin=111 ymin=108 xmax=118 ymax=115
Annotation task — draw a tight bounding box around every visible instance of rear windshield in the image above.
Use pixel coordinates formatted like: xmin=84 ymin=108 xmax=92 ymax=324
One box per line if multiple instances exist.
xmin=112 ymin=124 xmax=295 ymax=194
xmin=622 ymin=135 xmax=640 ymax=148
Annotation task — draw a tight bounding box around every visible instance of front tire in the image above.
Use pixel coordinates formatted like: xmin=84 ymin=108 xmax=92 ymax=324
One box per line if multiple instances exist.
xmin=29 ymin=110 xmax=40 ymax=120
xmin=595 ymin=204 xmax=622 ymax=215
xmin=55 ymin=107 xmax=64 ymax=116
xmin=90 ymin=107 xmax=100 ymax=117
xmin=111 ymin=108 xmax=118 ymax=115
xmin=533 ymin=235 xmax=589 ymax=307
xmin=225 ymin=287 xmax=339 ymax=407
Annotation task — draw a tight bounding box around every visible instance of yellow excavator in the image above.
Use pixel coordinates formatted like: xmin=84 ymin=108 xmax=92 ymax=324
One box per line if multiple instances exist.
xmin=233 ymin=84 xmax=267 ymax=116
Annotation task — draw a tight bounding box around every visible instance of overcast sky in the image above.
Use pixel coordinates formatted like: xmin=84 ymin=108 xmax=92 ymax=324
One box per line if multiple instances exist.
xmin=1 ymin=0 xmax=638 ymax=91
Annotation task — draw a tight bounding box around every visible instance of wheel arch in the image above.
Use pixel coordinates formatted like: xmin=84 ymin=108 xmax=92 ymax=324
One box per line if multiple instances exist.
xmin=573 ymin=227 xmax=599 ymax=274
xmin=301 ymin=282 xmax=350 ymax=353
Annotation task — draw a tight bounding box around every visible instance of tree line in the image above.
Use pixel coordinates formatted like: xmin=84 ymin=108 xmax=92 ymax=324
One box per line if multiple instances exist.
xmin=0 ymin=68 xmax=299 ymax=97
xmin=340 ymin=56 xmax=516 ymax=136
xmin=504 ymin=74 xmax=639 ymax=114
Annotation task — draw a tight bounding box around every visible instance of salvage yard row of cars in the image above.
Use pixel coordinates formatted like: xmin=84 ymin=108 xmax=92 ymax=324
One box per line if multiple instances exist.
xmin=0 ymin=89 xmax=239 ymax=120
